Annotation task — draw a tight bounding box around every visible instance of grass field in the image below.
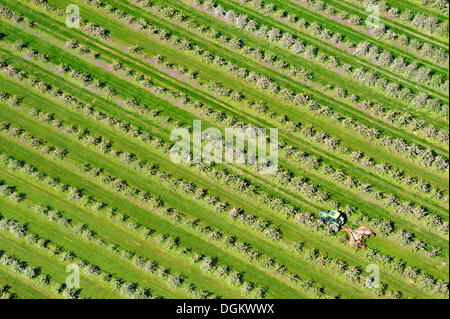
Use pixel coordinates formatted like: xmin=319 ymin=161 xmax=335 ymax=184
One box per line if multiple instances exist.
xmin=0 ymin=0 xmax=448 ymax=299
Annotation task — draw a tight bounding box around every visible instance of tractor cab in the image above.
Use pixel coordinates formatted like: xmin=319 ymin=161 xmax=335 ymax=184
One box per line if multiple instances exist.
xmin=328 ymin=210 xmax=341 ymax=220
xmin=317 ymin=210 xmax=345 ymax=232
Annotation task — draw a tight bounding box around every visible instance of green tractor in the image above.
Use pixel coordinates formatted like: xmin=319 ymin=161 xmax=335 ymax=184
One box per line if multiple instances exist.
xmin=317 ymin=210 xmax=345 ymax=232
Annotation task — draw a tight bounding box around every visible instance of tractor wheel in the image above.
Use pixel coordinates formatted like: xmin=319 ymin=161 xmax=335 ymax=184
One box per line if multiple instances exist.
xmin=317 ymin=217 xmax=325 ymax=225
xmin=330 ymin=224 xmax=340 ymax=232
